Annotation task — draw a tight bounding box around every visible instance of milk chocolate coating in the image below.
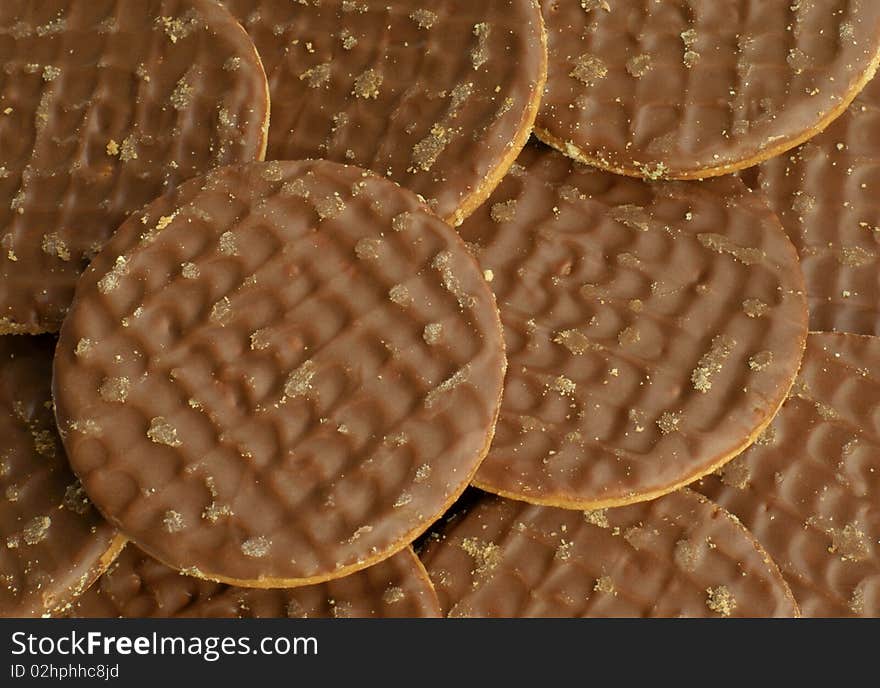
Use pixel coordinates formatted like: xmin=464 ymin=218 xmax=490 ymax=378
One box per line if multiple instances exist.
xmin=0 ymin=0 xmax=269 ymax=333
xmin=54 ymin=160 xmax=506 ymax=587
xmin=537 ymin=0 xmax=880 ymax=179
xmin=420 ymin=490 xmax=798 ymax=617
xmin=0 ymin=336 xmax=122 ymax=618
xmin=69 ymin=545 xmax=440 ymax=618
xmin=756 ymin=76 xmax=880 ymax=335
xmin=696 ymin=333 xmax=880 ymax=617
xmin=220 ymin=0 xmax=546 ymax=225
xmin=458 ymin=143 xmax=808 ymax=508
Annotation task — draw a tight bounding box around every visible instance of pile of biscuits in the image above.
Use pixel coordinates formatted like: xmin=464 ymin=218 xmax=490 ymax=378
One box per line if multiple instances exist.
xmin=1 ymin=0 xmax=878 ymax=618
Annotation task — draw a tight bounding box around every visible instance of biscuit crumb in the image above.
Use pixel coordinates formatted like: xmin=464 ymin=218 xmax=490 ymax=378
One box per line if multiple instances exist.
xmin=23 ymin=516 xmax=52 ymax=545
xmin=163 ymin=510 xmax=185 ymax=533
xmin=383 ymin=586 xmax=405 ymax=604
xmin=410 ymin=9 xmax=437 ymax=29
xmin=300 ymin=63 xmax=331 ymax=88
xmin=490 ymin=200 xmax=517 ymax=223
xmin=626 ymin=54 xmax=652 ymax=78
xmin=691 ymin=334 xmax=736 ymax=393
xmin=389 ymin=284 xmax=411 ymax=306
xmin=471 ymin=23 xmax=491 ymax=70
xmin=352 ymin=69 xmax=383 ymax=99
xmin=570 ymin=54 xmax=607 ymax=86
xmin=657 ymin=411 xmax=682 ymax=435
xmin=706 ymin=586 xmax=737 ymax=616
xmin=460 ymin=537 xmax=501 ymax=578
xmin=241 ymin=536 xmax=271 ymax=558
xmin=673 ymin=539 xmax=699 ymax=571
xmin=423 ymin=323 xmax=443 ymax=345
xmin=97 ymin=256 xmax=129 ymax=294
xmin=99 ymin=376 xmax=130 ymax=403
xmin=285 ymin=361 xmax=316 ymax=398
xmin=594 ymin=576 xmax=615 ymax=594
xmin=584 ymin=509 xmax=609 ymax=528
xmin=41 ymin=233 xmax=71 ymax=261
xmin=147 ymin=417 xmax=181 ymax=447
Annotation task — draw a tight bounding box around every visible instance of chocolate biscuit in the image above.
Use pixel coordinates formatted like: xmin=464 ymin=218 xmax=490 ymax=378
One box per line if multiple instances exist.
xmin=420 ymin=490 xmax=798 ymax=617
xmin=756 ymin=75 xmax=880 ymax=335
xmin=696 ymin=333 xmax=880 ymax=617
xmin=458 ymin=143 xmax=808 ymax=508
xmin=53 ymin=160 xmax=507 ymax=588
xmin=220 ymin=0 xmax=547 ymax=225
xmin=537 ymin=0 xmax=880 ymax=180
xmin=69 ymin=545 xmax=440 ymax=618
xmin=0 ymin=0 xmax=269 ymax=333
xmin=0 ymin=336 xmax=123 ymax=617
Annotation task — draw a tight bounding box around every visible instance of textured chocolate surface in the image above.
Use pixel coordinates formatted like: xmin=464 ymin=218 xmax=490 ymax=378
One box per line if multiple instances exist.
xmin=420 ymin=490 xmax=798 ymax=617
xmin=459 ymin=143 xmax=807 ymax=508
xmin=54 ymin=160 xmax=506 ymax=587
xmin=0 ymin=0 xmax=269 ymax=333
xmin=756 ymin=76 xmax=880 ymax=335
xmin=220 ymin=0 xmax=546 ymax=225
xmin=696 ymin=333 xmax=880 ymax=617
xmin=69 ymin=545 xmax=440 ymax=618
xmin=537 ymin=0 xmax=880 ymax=179
xmin=0 ymin=336 xmax=122 ymax=618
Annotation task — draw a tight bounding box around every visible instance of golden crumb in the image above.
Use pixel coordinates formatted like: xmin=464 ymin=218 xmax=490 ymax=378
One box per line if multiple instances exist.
xmin=594 ymin=576 xmax=615 ymax=594
xmin=657 ymin=411 xmax=682 ymax=435
xmin=471 ymin=23 xmax=491 ymax=70
xmin=300 ymin=63 xmax=331 ymax=88
xmin=410 ymin=9 xmax=438 ymax=29
xmin=626 ymin=54 xmax=652 ymax=78
xmin=570 ymin=54 xmax=607 ymax=86
xmin=285 ymin=361 xmax=316 ymax=398
xmin=99 ymin=376 xmax=130 ymax=403
xmin=147 ymin=417 xmax=181 ymax=447
xmin=106 ymin=139 xmax=120 ymax=156
xmin=583 ymin=509 xmax=610 ymax=528
xmin=691 ymin=334 xmax=736 ymax=393
xmin=352 ymin=68 xmax=383 ymax=99
xmin=423 ymin=323 xmax=443 ymax=345
xmin=490 ymin=200 xmax=517 ymax=223
xmin=163 ymin=510 xmax=185 ymax=533
xmin=673 ymin=539 xmax=699 ymax=571
xmin=460 ymin=537 xmax=501 ymax=578
xmin=706 ymin=586 xmax=737 ymax=616
xmin=241 ymin=536 xmax=271 ymax=558
xmin=97 ymin=256 xmax=129 ymax=294
xmin=22 ymin=516 xmax=52 ymax=545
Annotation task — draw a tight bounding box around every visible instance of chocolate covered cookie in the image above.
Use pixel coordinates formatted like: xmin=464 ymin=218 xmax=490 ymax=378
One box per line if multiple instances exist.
xmin=420 ymin=490 xmax=798 ymax=617
xmin=70 ymin=545 xmax=440 ymax=618
xmin=221 ymin=0 xmax=546 ymax=225
xmin=0 ymin=336 xmax=123 ymax=617
xmin=537 ymin=0 xmax=880 ymax=180
xmin=458 ymin=143 xmax=808 ymax=509
xmin=696 ymin=333 xmax=880 ymax=617
xmin=0 ymin=0 xmax=269 ymax=333
xmin=54 ymin=160 xmax=506 ymax=587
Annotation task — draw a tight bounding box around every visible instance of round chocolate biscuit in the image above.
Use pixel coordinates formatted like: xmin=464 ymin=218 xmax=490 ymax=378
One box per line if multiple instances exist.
xmin=0 ymin=336 xmax=124 ymax=618
xmin=69 ymin=545 xmax=440 ymax=618
xmin=420 ymin=490 xmax=798 ymax=617
xmin=756 ymin=75 xmax=880 ymax=335
xmin=219 ymin=0 xmax=547 ymax=226
xmin=536 ymin=0 xmax=880 ymax=180
xmin=695 ymin=333 xmax=880 ymax=617
xmin=459 ymin=143 xmax=808 ymax=509
xmin=54 ymin=160 xmax=507 ymax=588
xmin=0 ymin=0 xmax=270 ymax=334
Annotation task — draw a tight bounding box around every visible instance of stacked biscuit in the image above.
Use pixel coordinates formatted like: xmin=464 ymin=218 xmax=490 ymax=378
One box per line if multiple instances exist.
xmin=0 ymin=0 xmax=878 ymax=618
